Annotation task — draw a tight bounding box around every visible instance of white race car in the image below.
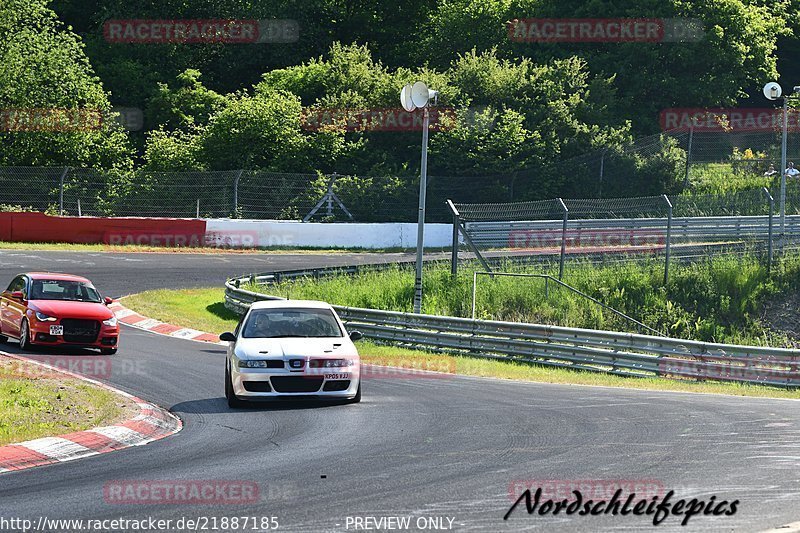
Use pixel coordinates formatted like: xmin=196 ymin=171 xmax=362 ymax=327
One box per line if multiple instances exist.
xmin=221 ymin=300 xmax=362 ymax=408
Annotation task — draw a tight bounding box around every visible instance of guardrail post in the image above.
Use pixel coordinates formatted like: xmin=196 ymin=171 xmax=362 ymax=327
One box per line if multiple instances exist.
xmin=447 ymin=200 xmax=460 ymax=278
xmin=58 ymin=167 xmax=69 ymax=215
xmin=763 ymin=187 xmax=774 ymax=273
xmin=557 ymin=198 xmax=568 ymax=280
xmin=663 ymin=194 xmax=673 ymax=285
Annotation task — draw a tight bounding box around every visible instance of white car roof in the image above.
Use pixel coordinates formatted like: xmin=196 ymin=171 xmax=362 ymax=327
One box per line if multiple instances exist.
xmin=249 ymin=299 xmax=335 ymax=311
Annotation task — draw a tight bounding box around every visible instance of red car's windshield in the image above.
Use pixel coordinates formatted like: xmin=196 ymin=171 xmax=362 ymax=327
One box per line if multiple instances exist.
xmin=30 ymin=279 xmax=102 ymax=303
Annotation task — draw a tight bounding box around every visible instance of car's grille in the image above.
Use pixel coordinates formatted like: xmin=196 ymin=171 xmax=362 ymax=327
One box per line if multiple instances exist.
xmin=270 ymin=376 xmax=323 ymax=393
xmin=61 ymin=319 xmax=100 ymax=343
xmin=242 ymin=381 xmax=272 ymax=393
xmin=323 ymin=380 xmax=351 ymax=392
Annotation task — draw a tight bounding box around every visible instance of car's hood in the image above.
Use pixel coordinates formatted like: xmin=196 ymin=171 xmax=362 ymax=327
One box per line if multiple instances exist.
xmin=30 ymin=300 xmax=113 ymax=320
xmin=234 ymin=337 xmax=357 ymax=359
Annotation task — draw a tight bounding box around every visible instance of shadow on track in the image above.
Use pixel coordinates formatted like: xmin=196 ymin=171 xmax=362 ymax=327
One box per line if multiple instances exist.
xmin=171 ymin=397 xmax=356 ymax=415
xmin=0 ymin=341 xmax=107 ymax=357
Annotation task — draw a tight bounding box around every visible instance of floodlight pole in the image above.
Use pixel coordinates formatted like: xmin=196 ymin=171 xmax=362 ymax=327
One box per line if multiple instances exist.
xmin=780 ymin=95 xmax=788 ymax=246
xmin=413 ymin=107 xmax=430 ymax=314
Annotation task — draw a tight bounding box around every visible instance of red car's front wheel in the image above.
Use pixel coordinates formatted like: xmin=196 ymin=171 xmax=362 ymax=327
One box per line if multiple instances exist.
xmin=19 ymin=319 xmax=32 ymax=351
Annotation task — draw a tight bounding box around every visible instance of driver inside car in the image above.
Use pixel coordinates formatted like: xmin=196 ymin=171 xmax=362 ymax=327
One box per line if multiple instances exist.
xmin=247 ymin=313 xmax=273 ymax=337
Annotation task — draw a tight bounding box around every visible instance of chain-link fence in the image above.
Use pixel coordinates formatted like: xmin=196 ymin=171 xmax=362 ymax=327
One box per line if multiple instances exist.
xmin=1 ymin=126 xmax=798 ymax=222
xmin=0 ymin=166 xmax=520 ymax=222
xmin=682 ymin=131 xmax=800 ymax=187
xmin=489 ymin=128 xmax=800 ymax=201
xmin=450 ymin=189 xmax=783 ymax=282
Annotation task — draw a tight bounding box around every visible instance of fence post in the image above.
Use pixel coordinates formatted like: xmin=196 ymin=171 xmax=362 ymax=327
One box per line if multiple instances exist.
xmin=196 ymin=199 xmax=200 ymax=219
xmin=446 ymin=200 xmax=460 ymax=278
xmin=233 ymin=169 xmax=243 ymax=216
xmin=557 ymin=198 xmax=568 ymax=280
xmin=763 ymin=187 xmax=774 ymax=273
xmin=58 ymin=167 xmax=69 ymax=215
xmin=303 ymin=173 xmax=353 ymax=222
xmin=598 ymin=150 xmax=605 ymax=198
xmin=326 ymin=173 xmax=338 ymax=217
xmin=663 ymin=194 xmax=673 ymax=285
xmin=471 ymin=271 xmax=478 ymax=319
xmin=77 ymin=198 xmax=82 ymax=217
xmin=683 ymin=126 xmax=693 ymax=188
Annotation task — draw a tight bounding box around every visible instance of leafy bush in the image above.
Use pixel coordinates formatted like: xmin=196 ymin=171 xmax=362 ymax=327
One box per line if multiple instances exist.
xmin=730 ymin=147 xmax=768 ymax=176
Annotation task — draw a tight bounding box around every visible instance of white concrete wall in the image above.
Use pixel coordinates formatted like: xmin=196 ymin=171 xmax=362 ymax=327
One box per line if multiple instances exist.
xmin=204 ymin=219 xmax=454 ymax=248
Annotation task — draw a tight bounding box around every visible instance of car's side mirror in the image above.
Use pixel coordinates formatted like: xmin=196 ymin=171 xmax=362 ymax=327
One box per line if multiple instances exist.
xmin=104 ymin=297 xmax=113 ymax=305
xmin=10 ymin=291 xmax=24 ymax=301
xmin=349 ymin=330 xmax=363 ymax=341
xmin=219 ymin=332 xmax=237 ymax=342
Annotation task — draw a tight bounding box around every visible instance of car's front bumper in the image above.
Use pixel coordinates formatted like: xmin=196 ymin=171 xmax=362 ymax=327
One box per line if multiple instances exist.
xmin=29 ymin=321 xmax=119 ymax=349
xmin=231 ymin=366 xmax=360 ymax=399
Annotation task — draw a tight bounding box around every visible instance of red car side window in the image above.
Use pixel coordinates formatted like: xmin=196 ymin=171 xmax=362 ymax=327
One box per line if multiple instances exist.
xmin=6 ymin=276 xmax=24 ymax=294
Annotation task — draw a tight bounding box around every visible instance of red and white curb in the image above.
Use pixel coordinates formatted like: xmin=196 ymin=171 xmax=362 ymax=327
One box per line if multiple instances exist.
xmin=0 ymin=352 xmax=182 ymax=473
xmin=109 ymin=301 xmax=223 ymax=344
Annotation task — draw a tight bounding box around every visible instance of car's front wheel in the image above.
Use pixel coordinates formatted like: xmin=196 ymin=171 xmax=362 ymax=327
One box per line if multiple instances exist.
xmin=348 ymin=382 xmax=362 ymax=404
xmin=101 ymin=348 xmax=117 ymax=355
xmin=18 ymin=319 xmax=32 ymax=351
xmin=225 ymin=364 xmax=246 ymax=409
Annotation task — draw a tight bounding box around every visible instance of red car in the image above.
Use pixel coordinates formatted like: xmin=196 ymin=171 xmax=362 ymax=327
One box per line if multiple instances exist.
xmin=0 ymin=273 xmax=119 ymax=354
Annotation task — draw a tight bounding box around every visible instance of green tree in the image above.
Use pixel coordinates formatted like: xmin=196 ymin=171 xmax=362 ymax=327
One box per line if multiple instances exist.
xmin=0 ymin=0 xmax=132 ymax=168
xmin=419 ymin=0 xmax=784 ymax=132
xmin=49 ymin=0 xmax=437 ymax=114
xmin=146 ymin=69 xmax=226 ymax=130
xmin=144 ymin=79 xmax=349 ymax=172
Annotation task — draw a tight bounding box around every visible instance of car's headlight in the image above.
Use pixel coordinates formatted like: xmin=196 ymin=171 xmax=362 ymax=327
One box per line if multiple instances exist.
xmin=309 ymin=358 xmax=355 ymax=368
xmin=238 ymin=360 xmax=272 ymax=368
xmin=103 ymin=317 xmax=118 ymax=327
xmin=35 ymin=312 xmax=57 ymax=322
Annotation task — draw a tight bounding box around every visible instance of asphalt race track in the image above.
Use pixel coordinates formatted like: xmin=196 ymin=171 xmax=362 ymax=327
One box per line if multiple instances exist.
xmin=1 ymin=250 xmax=799 ymax=532
xmin=0 ymin=250 xmax=431 ymax=297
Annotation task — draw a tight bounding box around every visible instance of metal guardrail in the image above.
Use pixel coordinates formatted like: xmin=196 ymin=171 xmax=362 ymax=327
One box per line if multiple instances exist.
xmin=224 ymin=267 xmax=800 ymax=388
xmin=466 ymin=214 xmax=800 ymax=246
xmin=448 ymin=199 xmax=789 ymax=282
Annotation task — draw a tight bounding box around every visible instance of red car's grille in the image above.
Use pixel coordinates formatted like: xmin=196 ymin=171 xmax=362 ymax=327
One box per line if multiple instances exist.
xmin=61 ymin=319 xmax=100 ymax=343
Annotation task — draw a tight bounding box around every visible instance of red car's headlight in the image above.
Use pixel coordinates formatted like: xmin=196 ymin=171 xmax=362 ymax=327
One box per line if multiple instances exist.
xmin=35 ymin=311 xmax=57 ymax=322
xmin=103 ymin=317 xmax=118 ymax=327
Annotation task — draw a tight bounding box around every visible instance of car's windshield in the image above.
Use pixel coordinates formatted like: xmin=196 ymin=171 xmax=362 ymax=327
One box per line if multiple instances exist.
xmin=30 ymin=279 xmax=102 ymax=303
xmin=242 ymin=308 xmax=343 ymax=338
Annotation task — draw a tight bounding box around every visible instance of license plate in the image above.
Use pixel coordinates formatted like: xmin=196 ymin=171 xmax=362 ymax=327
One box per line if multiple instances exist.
xmin=324 ymin=373 xmax=351 ymax=380
xmin=50 ymin=325 xmax=64 ymax=336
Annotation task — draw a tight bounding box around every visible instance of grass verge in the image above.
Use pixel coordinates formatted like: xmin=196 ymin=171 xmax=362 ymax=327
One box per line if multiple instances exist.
xmin=0 ymin=357 xmax=138 ymax=445
xmin=242 ymin=254 xmax=800 ymax=347
xmin=122 ymin=287 xmax=800 ymax=400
